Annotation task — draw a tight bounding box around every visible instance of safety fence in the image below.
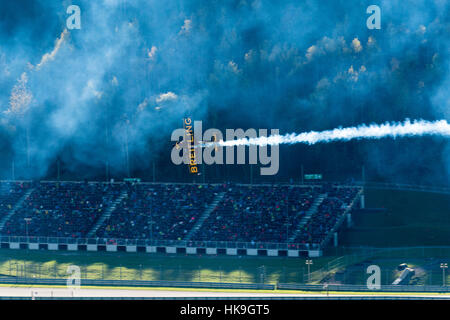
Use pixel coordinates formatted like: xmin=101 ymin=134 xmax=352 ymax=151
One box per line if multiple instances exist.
xmin=2 ymin=246 xmax=448 ymax=285
xmin=0 ymin=261 xmax=308 ymax=284
xmin=277 ymin=283 xmax=450 ymax=293
xmin=0 ymin=276 xmax=274 ymax=290
xmin=1 ymin=275 xmax=449 ymax=294
xmin=306 ymin=246 xmax=450 ymax=284
xmin=357 ymin=181 xmax=450 ymax=195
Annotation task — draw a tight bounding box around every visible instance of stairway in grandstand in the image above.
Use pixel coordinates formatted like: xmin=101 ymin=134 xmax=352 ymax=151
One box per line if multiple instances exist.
xmin=319 ymin=188 xmax=363 ymax=247
xmin=0 ymin=188 xmax=35 ymax=233
xmin=183 ymin=192 xmax=226 ymax=241
xmin=86 ymin=189 xmax=128 ymax=238
xmin=288 ymin=193 xmax=327 ymax=242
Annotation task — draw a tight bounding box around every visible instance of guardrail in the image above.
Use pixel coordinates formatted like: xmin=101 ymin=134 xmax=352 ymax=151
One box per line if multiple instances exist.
xmin=0 ymin=276 xmax=275 ymax=290
xmin=277 ymin=283 xmax=450 ymax=293
xmin=2 ymin=275 xmax=448 ymax=293
xmin=355 ymin=181 xmax=450 ymax=195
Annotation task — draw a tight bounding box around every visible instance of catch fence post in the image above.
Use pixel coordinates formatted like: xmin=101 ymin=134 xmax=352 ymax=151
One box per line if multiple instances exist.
xmin=239 ymin=266 xmax=242 ymax=283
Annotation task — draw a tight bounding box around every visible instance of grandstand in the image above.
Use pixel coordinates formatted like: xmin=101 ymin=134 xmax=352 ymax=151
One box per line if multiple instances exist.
xmin=0 ymin=181 xmax=449 ymax=293
xmin=0 ymin=181 xmax=362 ymax=257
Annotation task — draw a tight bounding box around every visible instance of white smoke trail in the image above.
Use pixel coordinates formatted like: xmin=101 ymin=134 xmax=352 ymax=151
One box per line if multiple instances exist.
xmin=4 ymin=30 xmax=68 ymax=117
xmin=203 ymin=119 xmax=450 ymax=148
xmin=35 ymin=29 xmax=68 ymax=70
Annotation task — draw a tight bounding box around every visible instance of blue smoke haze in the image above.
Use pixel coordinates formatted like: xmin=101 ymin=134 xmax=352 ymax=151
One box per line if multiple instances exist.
xmin=0 ymin=0 xmax=448 ymax=184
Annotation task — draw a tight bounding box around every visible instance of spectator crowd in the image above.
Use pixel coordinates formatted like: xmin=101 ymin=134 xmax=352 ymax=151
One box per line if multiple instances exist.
xmin=3 ymin=182 xmax=120 ymax=237
xmin=0 ymin=181 xmax=360 ymax=246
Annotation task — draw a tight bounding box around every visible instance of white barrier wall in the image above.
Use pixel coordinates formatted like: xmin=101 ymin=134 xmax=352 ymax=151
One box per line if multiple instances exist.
xmin=87 ymin=244 xmax=97 ymax=251
xmin=68 ymin=244 xmax=78 ymax=251
xmin=308 ymin=250 xmax=322 ymax=258
xmin=288 ymin=250 xmax=299 ymax=257
xmin=146 ymin=246 xmax=156 ymax=253
xmin=166 ymin=247 xmax=176 ymax=254
xmin=2 ymin=241 xmax=314 ymax=257
xmin=106 ymin=245 xmax=117 ymax=252
xmin=186 ymin=247 xmax=197 ymax=254
xmin=126 ymin=245 xmax=137 ymax=252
